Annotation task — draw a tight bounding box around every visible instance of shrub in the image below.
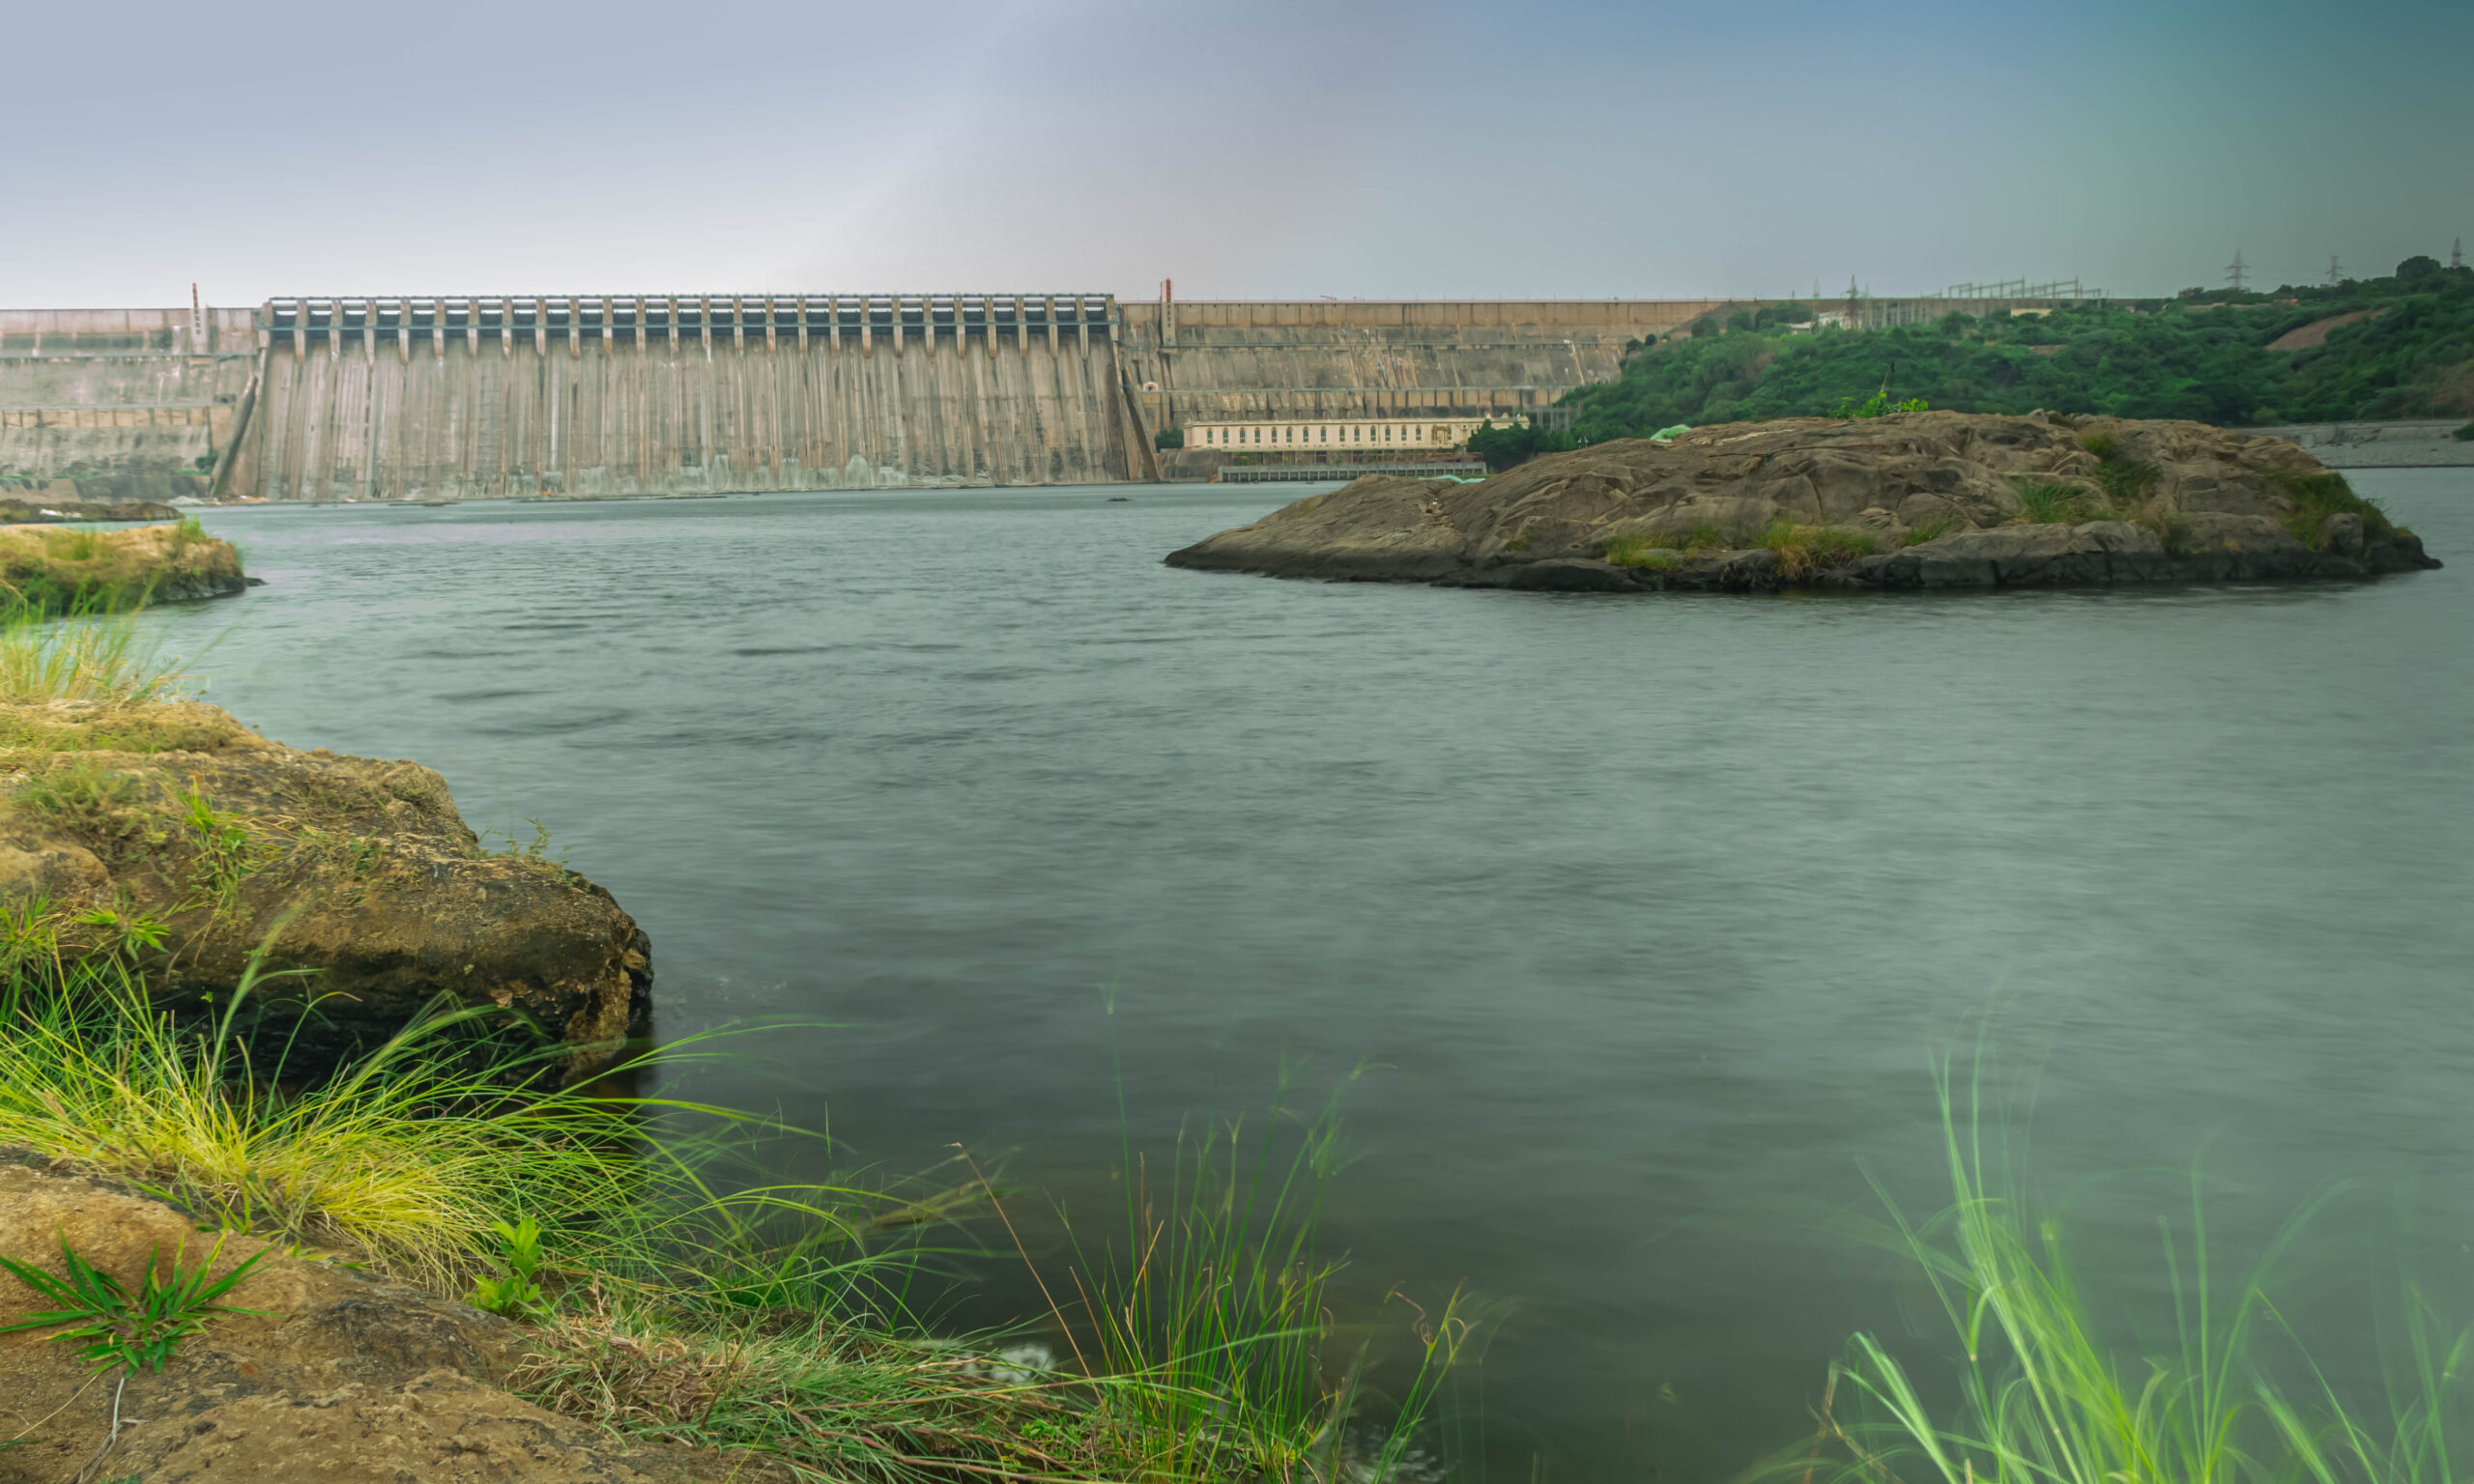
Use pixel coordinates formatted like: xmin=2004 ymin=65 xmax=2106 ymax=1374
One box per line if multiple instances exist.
xmin=2453 ymin=420 xmax=2474 ymax=442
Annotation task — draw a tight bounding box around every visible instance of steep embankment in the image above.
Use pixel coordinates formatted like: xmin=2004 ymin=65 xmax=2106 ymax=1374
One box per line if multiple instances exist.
xmin=1166 ymin=412 xmax=2439 ymax=592
xmin=0 ymin=697 xmax=648 ymax=1069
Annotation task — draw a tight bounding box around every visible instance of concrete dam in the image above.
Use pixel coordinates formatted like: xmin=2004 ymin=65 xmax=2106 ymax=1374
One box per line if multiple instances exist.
xmin=2 ymin=294 xmax=1742 ymax=499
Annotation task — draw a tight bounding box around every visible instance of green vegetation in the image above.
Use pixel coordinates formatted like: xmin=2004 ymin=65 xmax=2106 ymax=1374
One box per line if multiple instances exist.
xmin=2010 ymin=480 xmax=2089 ymax=524
xmin=0 ymin=1232 xmax=268 ymax=1376
xmin=1601 ymin=532 xmax=1683 ymax=569
xmin=1760 ymin=518 xmax=1877 ymax=578
xmin=1154 ymin=427 xmax=1186 ymax=450
xmin=1056 ymin=1068 xmax=1470 ymax=1482
xmin=1904 ymin=517 xmax=1956 ymax=547
xmin=0 ymin=520 xmax=238 ymax=615
xmin=2275 ymin=470 xmax=2400 ymax=549
xmin=0 ymin=602 xmax=189 ymax=705
xmin=1833 ymin=392 xmax=1931 ymax=419
xmin=1469 ymin=256 xmax=2474 ymax=468
xmin=0 ymin=950 xmax=1464 ymax=1480
xmin=1803 ymin=1066 xmax=2474 ymax=1484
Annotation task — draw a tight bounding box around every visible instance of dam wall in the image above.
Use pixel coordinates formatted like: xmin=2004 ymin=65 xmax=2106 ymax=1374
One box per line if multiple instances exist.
xmin=226 ymin=295 xmax=1151 ymax=499
xmin=1115 ymin=299 xmax=1738 ymax=437
xmin=0 ymin=308 xmax=258 ymax=481
xmin=5 ymin=295 xmax=1776 ymax=498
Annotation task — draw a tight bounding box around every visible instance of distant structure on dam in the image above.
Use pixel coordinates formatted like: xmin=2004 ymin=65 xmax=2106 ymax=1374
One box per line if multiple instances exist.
xmin=1 ymin=289 xmax=1769 ymax=498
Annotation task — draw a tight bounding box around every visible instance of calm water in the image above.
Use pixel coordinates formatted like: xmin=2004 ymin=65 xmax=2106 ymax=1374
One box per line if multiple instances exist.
xmin=153 ymin=471 xmax=2474 ymax=1480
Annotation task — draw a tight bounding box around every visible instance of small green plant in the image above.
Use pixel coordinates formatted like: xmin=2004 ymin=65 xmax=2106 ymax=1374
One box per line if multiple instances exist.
xmin=1904 ymin=517 xmax=1956 ymax=547
xmin=2080 ymin=432 xmax=2164 ymax=511
xmin=178 ymin=781 xmax=265 ymax=918
xmin=1761 ymin=517 xmax=1878 ymax=579
xmin=16 ymin=756 xmax=139 ymax=833
xmin=71 ymin=902 xmax=168 ymax=964
xmin=483 ymin=816 xmax=564 ymax=865
xmin=2272 ymin=470 xmax=2397 ymax=549
xmin=469 ymin=1216 xmax=549 ymax=1317
xmin=1600 ymin=532 xmax=1681 ymax=568
xmin=1678 ymin=521 xmax=1731 ymax=552
xmin=42 ymin=528 xmax=107 ymax=563
xmin=0 ymin=894 xmax=62 ymax=979
xmin=1831 ymin=392 xmax=1929 ymax=419
xmin=0 ymin=1233 xmax=269 ymax=1375
xmin=2453 ymin=420 xmax=2474 ymax=442
xmin=0 ymin=603 xmax=189 ymax=703
xmin=2011 ymin=479 xmax=2093 ymax=524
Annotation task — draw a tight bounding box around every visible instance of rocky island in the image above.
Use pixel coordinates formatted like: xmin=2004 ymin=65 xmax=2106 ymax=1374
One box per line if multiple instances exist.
xmin=1165 ymin=413 xmax=2440 ymax=591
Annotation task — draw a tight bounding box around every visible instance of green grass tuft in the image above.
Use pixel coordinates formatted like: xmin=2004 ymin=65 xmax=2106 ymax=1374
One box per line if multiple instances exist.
xmin=1760 ymin=517 xmax=1878 ymax=579
xmin=1800 ymin=1063 xmax=2474 ymax=1484
xmin=2274 ymin=470 xmax=2397 ymax=549
xmin=2012 ymin=479 xmax=2094 ymax=524
xmin=1602 ymin=532 xmax=1683 ymax=569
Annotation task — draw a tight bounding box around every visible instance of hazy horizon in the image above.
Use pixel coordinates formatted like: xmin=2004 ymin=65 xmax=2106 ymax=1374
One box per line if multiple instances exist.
xmin=4 ymin=0 xmax=2464 ymax=308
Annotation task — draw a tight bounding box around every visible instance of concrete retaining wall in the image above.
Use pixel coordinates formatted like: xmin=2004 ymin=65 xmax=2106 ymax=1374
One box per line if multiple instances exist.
xmin=1117 ymin=299 xmax=1737 ymax=435
xmin=0 ymin=309 xmax=257 ymax=480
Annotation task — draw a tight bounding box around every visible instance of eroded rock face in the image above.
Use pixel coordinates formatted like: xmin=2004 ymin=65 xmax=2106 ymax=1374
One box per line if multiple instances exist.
xmin=0 ymin=699 xmax=649 ymax=1071
xmin=0 ymin=1164 xmax=762 ymax=1483
xmin=1165 ymin=413 xmax=2441 ymax=591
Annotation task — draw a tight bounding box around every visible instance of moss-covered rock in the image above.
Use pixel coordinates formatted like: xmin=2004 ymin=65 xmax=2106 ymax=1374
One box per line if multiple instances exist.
xmin=0 ymin=699 xmax=648 ymax=1072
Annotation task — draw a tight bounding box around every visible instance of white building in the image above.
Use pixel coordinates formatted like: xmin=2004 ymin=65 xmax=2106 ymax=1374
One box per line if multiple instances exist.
xmin=1186 ymin=414 xmax=1521 ymax=454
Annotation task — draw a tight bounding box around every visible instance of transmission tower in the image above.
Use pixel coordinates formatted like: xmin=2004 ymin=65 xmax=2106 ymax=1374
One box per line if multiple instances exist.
xmin=2456 ymin=238 xmax=2466 ymax=271
xmin=2226 ymin=248 xmax=2249 ymax=292
xmin=2325 ymin=255 xmax=2344 ymax=287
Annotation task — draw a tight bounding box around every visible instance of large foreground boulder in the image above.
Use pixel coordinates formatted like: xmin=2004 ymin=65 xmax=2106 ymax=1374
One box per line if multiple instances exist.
xmin=1165 ymin=413 xmax=2440 ymax=591
xmin=0 ymin=1163 xmax=765 ymax=1482
xmin=0 ymin=698 xmax=649 ymax=1070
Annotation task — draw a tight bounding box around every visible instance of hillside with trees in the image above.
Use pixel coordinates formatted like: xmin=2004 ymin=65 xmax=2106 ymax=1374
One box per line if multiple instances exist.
xmin=1473 ymin=255 xmax=2474 ymax=469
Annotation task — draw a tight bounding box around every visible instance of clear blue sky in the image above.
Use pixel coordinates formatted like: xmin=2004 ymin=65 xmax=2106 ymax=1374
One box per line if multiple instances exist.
xmin=3 ymin=0 xmax=2464 ymax=305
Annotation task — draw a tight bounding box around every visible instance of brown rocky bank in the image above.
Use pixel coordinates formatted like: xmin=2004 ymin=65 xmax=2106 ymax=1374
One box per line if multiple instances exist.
xmin=0 ymin=698 xmax=648 ymax=1070
xmin=1165 ymin=412 xmax=2441 ymax=591
xmin=0 ymin=1161 xmax=775 ymax=1483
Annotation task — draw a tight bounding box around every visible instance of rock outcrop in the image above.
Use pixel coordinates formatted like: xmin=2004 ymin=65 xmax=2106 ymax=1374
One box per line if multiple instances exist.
xmin=0 ymin=699 xmax=649 ymax=1071
xmin=0 ymin=1162 xmax=768 ymax=1483
xmin=1165 ymin=413 xmax=2441 ymax=591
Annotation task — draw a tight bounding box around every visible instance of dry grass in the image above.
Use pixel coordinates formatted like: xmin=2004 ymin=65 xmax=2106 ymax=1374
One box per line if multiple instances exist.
xmin=0 ymin=520 xmax=240 ymax=616
xmin=1760 ymin=518 xmax=1878 ymax=580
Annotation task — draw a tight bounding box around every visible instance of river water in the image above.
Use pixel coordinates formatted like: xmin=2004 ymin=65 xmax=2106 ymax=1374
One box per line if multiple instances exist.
xmin=156 ymin=470 xmax=2473 ymax=1481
